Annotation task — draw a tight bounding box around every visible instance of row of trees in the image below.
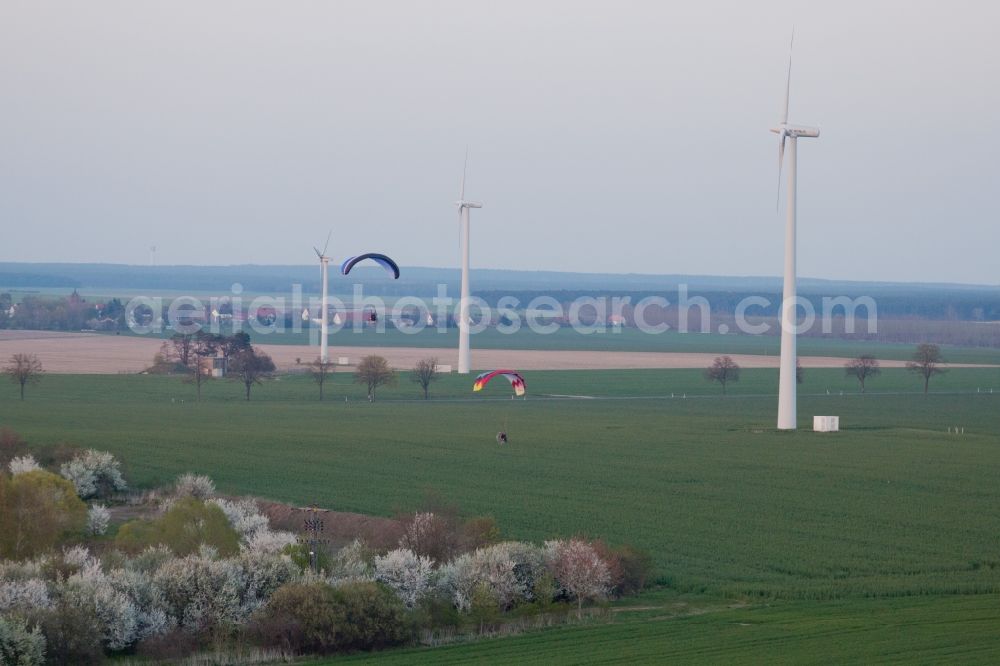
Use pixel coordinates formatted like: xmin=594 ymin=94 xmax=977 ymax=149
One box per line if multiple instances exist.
xmin=1 ymin=343 xmax=956 ymax=403
xmin=312 ymin=355 xmax=441 ymax=402
xmin=702 ymin=343 xmax=949 ymax=395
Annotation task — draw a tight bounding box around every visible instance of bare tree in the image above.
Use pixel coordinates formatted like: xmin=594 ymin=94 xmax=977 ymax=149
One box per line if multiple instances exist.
xmin=184 ymin=332 xmax=219 ymax=400
xmin=845 ymin=355 xmax=880 ymax=393
xmin=229 ymin=347 xmax=275 ymax=400
xmin=907 ymin=343 xmax=946 ymax=394
xmin=4 ymin=353 xmax=43 ymax=401
xmin=411 ymin=357 xmax=439 ymax=400
xmin=170 ymin=333 xmax=195 ymax=367
xmin=704 ymin=356 xmax=740 ymax=395
xmin=309 ymin=357 xmax=335 ymax=400
xmin=354 ymin=355 xmax=396 ymax=402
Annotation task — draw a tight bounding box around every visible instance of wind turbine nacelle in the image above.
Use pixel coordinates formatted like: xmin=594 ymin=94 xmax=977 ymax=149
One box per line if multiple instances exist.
xmin=786 ymin=124 xmax=820 ymax=138
xmin=771 ymin=124 xmax=820 ymax=138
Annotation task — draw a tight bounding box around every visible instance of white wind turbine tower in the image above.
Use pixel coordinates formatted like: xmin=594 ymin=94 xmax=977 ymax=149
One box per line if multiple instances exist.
xmin=772 ymin=31 xmax=819 ymax=430
xmin=313 ymin=232 xmax=332 ymax=364
xmin=455 ymin=153 xmax=483 ymax=375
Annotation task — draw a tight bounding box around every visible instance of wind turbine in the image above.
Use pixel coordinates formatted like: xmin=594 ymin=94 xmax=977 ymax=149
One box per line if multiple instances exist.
xmin=772 ymin=31 xmax=819 ymax=430
xmin=455 ymin=152 xmax=483 ymax=375
xmin=313 ymin=231 xmax=332 ymax=364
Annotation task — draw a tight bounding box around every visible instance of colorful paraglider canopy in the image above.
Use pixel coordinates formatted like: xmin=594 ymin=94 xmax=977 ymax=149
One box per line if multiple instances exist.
xmin=473 ymin=370 xmax=526 ymax=397
xmin=340 ymin=253 xmax=400 ymax=279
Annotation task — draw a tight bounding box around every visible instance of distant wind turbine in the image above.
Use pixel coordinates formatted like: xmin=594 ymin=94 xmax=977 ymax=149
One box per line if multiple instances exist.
xmin=772 ymin=30 xmax=819 ymax=430
xmin=455 ymin=151 xmax=483 ymax=375
xmin=313 ymin=231 xmax=332 ymax=364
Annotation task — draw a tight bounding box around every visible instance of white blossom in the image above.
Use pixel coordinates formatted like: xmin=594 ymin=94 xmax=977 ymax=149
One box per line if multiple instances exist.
xmin=373 ymin=548 xmax=434 ymax=608
xmin=437 ymin=552 xmax=478 ymax=612
xmin=8 ymin=455 xmax=41 ymax=475
xmin=544 ymin=539 xmax=611 ymax=609
xmin=438 ymin=542 xmax=545 ymax=611
xmin=59 ymin=449 xmax=127 ymax=498
xmin=87 ymin=504 xmax=111 ymax=536
xmin=208 ymin=498 xmax=270 ymax=539
xmin=62 ymin=564 xmax=140 ymax=650
xmin=153 ymin=552 xmax=249 ymax=630
xmin=174 ymin=473 xmax=216 ymax=500
xmin=242 ymin=529 xmax=297 ymax=556
xmin=0 ymin=579 xmax=52 ymax=612
xmin=329 ymin=539 xmax=373 ymax=580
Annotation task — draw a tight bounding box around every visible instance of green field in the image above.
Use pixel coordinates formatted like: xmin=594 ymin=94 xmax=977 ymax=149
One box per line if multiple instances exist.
xmin=2 ymin=367 xmax=999 ymax=661
xmin=328 ymin=595 xmax=1000 ymax=664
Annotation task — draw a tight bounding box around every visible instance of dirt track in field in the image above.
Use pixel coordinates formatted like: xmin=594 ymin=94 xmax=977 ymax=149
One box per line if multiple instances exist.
xmin=1 ymin=330 xmax=992 ymax=374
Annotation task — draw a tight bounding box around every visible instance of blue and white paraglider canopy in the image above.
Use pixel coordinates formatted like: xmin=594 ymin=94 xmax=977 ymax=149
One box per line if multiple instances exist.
xmin=339 ymin=253 xmax=401 ymax=280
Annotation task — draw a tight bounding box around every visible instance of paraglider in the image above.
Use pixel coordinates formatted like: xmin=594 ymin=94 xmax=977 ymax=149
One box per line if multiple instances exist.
xmin=340 ymin=253 xmax=401 ymax=280
xmin=473 ymin=370 xmax=525 ymax=445
xmin=473 ymin=370 xmax=526 ymax=397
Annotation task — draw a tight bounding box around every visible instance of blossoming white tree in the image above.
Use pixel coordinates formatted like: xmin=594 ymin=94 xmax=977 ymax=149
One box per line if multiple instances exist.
xmin=545 ymin=539 xmax=611 ymax=613
xmin=87 ymin=505 xmax=111 ymax=536
xmin=373 ymin=548 xmax=434 ymax=608
xmin=59 ymin=449 xmax=127 ymax=498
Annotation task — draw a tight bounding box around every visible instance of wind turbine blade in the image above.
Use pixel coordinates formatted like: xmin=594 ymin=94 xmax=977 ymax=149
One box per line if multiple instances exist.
xmin=321 ymin=230 xmax=332 ymax=256
xmin=460 ymin=146 xmax=468 ymax=201
xmin=313 ymin=246 xmax=322 ymax=259
xmin=782 ymin=29 xmax=793 ymax=124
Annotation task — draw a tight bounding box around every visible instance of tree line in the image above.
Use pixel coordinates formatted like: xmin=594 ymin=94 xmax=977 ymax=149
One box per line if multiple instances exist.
xmin=702 ymin=343 xmax=948 ymax=395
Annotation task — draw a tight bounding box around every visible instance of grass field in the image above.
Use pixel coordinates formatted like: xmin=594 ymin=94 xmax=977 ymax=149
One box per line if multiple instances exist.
xmin=2 ymin=368 xmax=999 ymax=660
xmin=327 ymin=594 xmax=1000 ymax=664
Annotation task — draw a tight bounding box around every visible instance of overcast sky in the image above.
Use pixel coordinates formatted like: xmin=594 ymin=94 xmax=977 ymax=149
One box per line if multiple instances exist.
xmin=1 ymin=1 xmax=997 ymax=284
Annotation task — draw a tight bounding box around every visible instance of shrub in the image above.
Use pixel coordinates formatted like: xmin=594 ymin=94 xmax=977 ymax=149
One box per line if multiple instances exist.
xmin=0 ymin=471 xmax=88 ymax=560
xmin=135 ymin=627 xmax=202 ymax=662
xmin=0 ymin=615 xmax=47 ymax=666
xmin=437 ymin=542 xmax=545 ymax=612
xmin=153 ymin=550 xmax=248 ymax=632
xmin=398 ymin=512 xmax=457 ymax=563
xmin=0 ymin=428 xmax=27 ymax=469
xmin=461 ymin=515 xmax=501 ymax=551
xmin=31 ymin=599 xmax=105 ymax=665
xmin=467 ymin=582 xmax=501 ymax=631
xmin=58 ymin=450 xmax=126 ymax=499
xmin=61 ymin=559 xmax=140 ymax=651
xmin=104 ymin=567 xmax=172 ymax=642
xmin=115 ymin=498 xmax=240 ymax=557
xmin=173 ymin=473 xmax=215 ymax=500
xmin=87 ymin=505 xmax=111 ymax=537
xmin=373 ymin=548 xmax=434 ymax=608
xmin=437 ymin=553 xmax=477 ymax=612
xmin=8 ymin=455 xmax=41 ymax=476
xmin=250 ymin=582 xmax=340 ymax=655
xmin=614 ymin=544 xmax=654 ymax=596
xmin=328 ymin=539 xmax=372 ymax=579
xmin=330 ymin=580 xmax=411 ymax=651
xmin=252 ymin=581 xmax=409 ymax=655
